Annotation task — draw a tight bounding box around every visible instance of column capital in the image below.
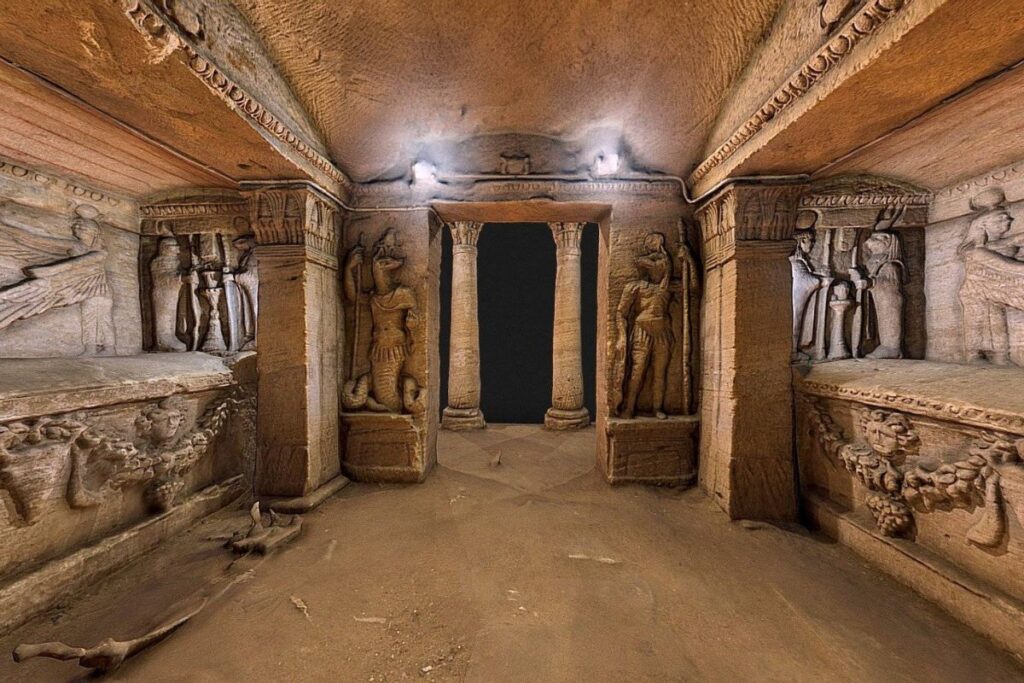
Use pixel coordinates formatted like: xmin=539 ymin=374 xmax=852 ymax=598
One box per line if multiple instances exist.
xmin=695 ymin=183 xmax=807 ymax=269
xmin=448 ymin=221 xmax=483 ymax=247
xmin=246 ymin=185 xmax=341 ymax=269
xmin=550 ymin=221 xmax=585 ymax=252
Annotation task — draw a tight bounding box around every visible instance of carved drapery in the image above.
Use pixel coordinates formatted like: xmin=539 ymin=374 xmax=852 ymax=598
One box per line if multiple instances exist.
xmin=545 ymin=222 xmax=589 ymax=430
xmin=443 ymin=221 xmax=486 ymax=430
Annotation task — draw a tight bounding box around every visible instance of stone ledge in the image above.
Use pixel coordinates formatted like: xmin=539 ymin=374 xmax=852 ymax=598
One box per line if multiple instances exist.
xmin=795 ymin=359 xmax=1024 ymax=436
xmin=806 ymin=493 xmax=1024 ymax=662
xmin=0 ymin=476 xmax=244 ymax=635
xmin=0 ymin=352 xmax=251 ymax=421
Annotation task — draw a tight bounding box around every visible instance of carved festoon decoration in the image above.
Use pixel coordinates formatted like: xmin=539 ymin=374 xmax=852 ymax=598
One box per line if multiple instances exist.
xmin=806 ymin=400 xmax=1021 ymax=547
xmin=958 ymin=188 xmax=1024 ymax=366
xmin=343 ymin=229 xmax=424 ymax=415
xmin=0 ymin=389 xmax=252 ymax=525
xmin=613 ymin=232 xmax=697 ymax=419
xmin=819 ymin=0 xmax=861 ymax=32
xmin=792 ymin=208 xmax=907 ymax=360
xmin=141 ymin=192 xmax=257 ymax=353
xmin=0 ymin=202 xmax=116 ymax=354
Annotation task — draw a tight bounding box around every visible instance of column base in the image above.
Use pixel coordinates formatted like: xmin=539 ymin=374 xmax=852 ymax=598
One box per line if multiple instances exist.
xmin=442 ymin=407 xmax=487 ymax=431
xmin=544 ymin=407 xmax=590 ymax=430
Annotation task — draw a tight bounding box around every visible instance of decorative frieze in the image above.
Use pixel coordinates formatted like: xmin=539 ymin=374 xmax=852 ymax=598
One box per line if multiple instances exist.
xmin=697 ymin=184 xmax=806 ymax=268
xmin=0 ymin=159 xmax=126 ymax=211
xmin=247 ymin=187 xmax=340 ymax=268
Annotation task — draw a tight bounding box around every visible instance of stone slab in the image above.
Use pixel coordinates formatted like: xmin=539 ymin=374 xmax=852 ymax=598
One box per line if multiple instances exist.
xmin=795 ymin=359 xmax=1024 ymax=436
xmin=0 ymin=353 xmax=238 ymax=421
xmin=341 ymin=412 xmax=428 ymax=483
xmin=261 ymin=474 xmax=350 ymax=513
xmin=604 ymin=416 xmax=698 ymax=486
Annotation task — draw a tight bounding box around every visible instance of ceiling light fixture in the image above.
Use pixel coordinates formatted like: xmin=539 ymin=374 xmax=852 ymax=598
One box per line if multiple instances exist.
xmin=593 ymin=153 xmax=620 ymax=177
xmin=411 ymin=160 xmax=437 ymax=185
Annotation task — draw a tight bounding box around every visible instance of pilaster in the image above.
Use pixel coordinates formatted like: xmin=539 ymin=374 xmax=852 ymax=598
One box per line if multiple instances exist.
xmin=246 ymin=185 xmax=346 ymax=504
xmin=696 ymin=182 xmax=806 ymax=521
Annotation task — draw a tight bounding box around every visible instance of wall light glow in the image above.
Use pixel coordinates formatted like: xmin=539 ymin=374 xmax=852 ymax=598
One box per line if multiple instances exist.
xmin=593 ymin=153 xmax=620 ymax=177
xmin=412 ymin=160 xmax=437 ymax=184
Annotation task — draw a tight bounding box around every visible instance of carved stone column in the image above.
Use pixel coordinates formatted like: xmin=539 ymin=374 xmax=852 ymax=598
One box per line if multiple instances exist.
xmin=695 ymin=183 xmax=806 ymax=522
xmin=545 ymin=222 xmax=590 ymax=430
xmin=246 ymin=185 xmax=348 ymax=509
xmin=442 ymin=221 xmax=486 ymax=430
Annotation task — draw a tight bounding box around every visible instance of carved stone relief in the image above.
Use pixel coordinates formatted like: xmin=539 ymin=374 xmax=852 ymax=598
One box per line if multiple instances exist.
xmin=140 ymin=192 xmax=256 ymax=354
xmin=612 ymin=230 xmax=698 ymax=419
xmin=792 ymin=177 xmax=929 ymax=363
xmin=805 ymin=399 xmax=1022 ymax=548
xmin=342 ymin=229 xmax=424 ymax=415
xmin=958 ymin=188 xmax=1024 ymax=366
xmin=0 ymin=202 xmax=117 ymax=355
xmin=0 ymin=388 xmax=252 ymax=526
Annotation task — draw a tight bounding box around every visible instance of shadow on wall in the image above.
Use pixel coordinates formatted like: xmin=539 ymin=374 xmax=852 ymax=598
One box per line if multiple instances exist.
xmin=439 ymin=222 xmax=597 ymax=424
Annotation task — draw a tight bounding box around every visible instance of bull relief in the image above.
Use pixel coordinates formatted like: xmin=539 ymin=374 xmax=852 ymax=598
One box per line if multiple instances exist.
xmin=792 ymin=176 xmax=929 ymax=363
xmin=806 ymin=399 xmax=1023 ymax=547
xmin=140 ymin=191 xmax=256 ymax=354
xmin=0 ymin=202 xmax=116 ymax=355
xmin=342 ymin=229 xmax=425 ymax=415
xmin=958 ymin=188 xmax=1024 ymax=366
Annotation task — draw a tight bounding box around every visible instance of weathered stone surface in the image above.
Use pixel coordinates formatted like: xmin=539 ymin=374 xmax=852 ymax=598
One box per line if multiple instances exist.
xmin=341 ymin=412 xmax=426 ymax=483
xmin=604 ymin=416 xmax=698 ymax=486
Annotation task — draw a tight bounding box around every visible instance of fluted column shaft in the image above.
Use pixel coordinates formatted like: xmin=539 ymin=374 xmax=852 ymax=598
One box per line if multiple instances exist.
xmin=443 ymin=221 xmax=486 ymax=430
xmin=545 ymin=222 xmax=590 ymax=430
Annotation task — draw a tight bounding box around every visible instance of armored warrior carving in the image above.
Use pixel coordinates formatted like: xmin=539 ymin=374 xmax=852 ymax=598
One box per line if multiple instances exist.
xmin=0 ymin=203 xmax=116 ymax=354
xmin=149 ymin=238 xmax=188 ymax=352
xmin=614 ymin=233 xmax=674 ymax=419
xmin=343 ymin=229 xmax=424 ymax=414
xmin=958 ymin=188 xmax=1024 ymax=366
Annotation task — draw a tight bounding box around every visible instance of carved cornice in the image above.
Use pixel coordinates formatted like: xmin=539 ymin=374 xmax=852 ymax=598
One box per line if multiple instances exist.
xmin=689 ymin=0 xmax=911 ymax=188
xmin=351 ymin=178 xmax=682 ymax=205
xmin=800 ymin=174 xmax=931 ymax=209
xmin=696 ymin=184 xmax=805 ymax=268
xmin=550 ymin=222 xmax=586 ymax=252
xmin=797 ymin=379 xmax=1024 ymax=436
xmin=247 ymin=187 xmax=339 ymax=268
xmin=930 ymin=160 xmax=1024 ymax=223
xmin=118 ymin=0 xmax=351 ymax=195
xmin=447 ymin=221 xmax=483 ymax=248
xmin=0 ymin=157 xmax=128 ymax=210
xmin=140 ymin=190 xmax=251 ymax=235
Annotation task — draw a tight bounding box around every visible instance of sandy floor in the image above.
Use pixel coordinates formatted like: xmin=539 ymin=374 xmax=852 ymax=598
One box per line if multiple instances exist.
xmin=3 ymin=424 xmax=1022 ymax=682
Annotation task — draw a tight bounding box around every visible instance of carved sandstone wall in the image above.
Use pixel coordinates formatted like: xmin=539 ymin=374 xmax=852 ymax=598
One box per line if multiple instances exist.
xmin=0 ymin=158 xmax=141 ymax=358
xmin=926 ymin=163 xmax=1024 ymax=365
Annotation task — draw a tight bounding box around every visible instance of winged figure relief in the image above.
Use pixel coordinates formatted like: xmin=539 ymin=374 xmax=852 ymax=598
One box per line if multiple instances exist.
xmin=0 ymin=202 xmax=115 ymax=354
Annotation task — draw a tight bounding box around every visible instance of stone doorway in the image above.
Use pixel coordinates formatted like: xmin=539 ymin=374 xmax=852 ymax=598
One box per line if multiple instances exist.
xmin=439 ymin=222 xmax=598 ymax=424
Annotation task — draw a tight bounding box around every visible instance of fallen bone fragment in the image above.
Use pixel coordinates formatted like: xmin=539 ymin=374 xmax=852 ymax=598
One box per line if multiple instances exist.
xmin=226 ymin=502 xmax=302 ymax=554
xmin=12 ymin=599 xmax=206 ymax=673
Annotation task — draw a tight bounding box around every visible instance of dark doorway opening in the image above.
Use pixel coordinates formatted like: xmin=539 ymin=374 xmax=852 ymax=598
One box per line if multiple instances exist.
xmin=439 ymin=222 xmax=598 ymax=424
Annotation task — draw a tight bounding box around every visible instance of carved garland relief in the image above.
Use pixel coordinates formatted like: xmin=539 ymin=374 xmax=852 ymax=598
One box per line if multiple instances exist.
xmin=0 ymin=388 xmax=254 ymax=526
xmin=805 ymin=399 xmax=1023 ymax=547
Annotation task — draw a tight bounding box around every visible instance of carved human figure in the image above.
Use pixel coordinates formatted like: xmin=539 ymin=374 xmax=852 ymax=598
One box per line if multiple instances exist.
xmin=232 ymin=236 xmax=259 ymax=350
xmin=958 ymin=188 xmax=1024 ymax=365
xmin=790 ymin=223 xmax=827 ymax=360
xmin=0 ymin=203 xmax=116 ymax=355
xmin=614 ymin=233 xmax=673 ymax=419
xmin=343 ymin=229 xmax=423 ymax=414
xmin=149 ymin=238 xmax=187 ymax=352
xmin=852 ymin=228 xmax=905 ymax=359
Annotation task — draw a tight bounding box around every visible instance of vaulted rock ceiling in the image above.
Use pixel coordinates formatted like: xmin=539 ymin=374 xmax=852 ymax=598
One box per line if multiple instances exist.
xmin=233 ymin=0 xmax=786 ymax=182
